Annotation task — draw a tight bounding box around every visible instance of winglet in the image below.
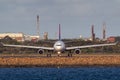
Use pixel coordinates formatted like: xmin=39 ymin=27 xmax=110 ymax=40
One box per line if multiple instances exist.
xmin=59 ymin=24 xmax=61 ymax=40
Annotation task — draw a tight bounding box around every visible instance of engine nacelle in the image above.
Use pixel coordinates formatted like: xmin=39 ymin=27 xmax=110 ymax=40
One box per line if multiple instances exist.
xmin=74 ymin=49 xmax=81 ymax=54
xmin=38 ymin=49 xmax=44 ymax=54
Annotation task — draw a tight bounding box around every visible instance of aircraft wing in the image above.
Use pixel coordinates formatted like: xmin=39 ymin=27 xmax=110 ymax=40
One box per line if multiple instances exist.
xmin=66 ymin=42 xmax=117 ymax=50
xmin=2 ymin=43 xmax=54 ymax=50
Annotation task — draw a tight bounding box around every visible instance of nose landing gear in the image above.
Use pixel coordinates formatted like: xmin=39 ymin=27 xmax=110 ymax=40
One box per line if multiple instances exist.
xmin=57 ymin=52 xmax=61 ymax=57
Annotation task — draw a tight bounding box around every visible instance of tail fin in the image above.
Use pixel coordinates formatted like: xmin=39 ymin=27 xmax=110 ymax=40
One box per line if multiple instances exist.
xmin=59 ymin=24 xmax=61 ymax=40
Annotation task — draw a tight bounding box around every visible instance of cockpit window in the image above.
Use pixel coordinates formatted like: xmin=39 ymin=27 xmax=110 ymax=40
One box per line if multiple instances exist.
xmin=56 ymin=45 xmax=61 ymax=46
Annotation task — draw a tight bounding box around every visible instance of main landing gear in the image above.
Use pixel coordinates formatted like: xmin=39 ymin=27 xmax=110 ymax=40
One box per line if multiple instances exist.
xmin=47 ymin=53 xmax=51 ymax=57
xmin=67 ymin=51 xmax=72 ymax=57
xmin=67 ymin=53 xmax=72 ymax=57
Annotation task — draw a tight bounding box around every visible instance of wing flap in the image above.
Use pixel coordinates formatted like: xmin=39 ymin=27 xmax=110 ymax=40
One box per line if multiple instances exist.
xmin=3 ymin=44 xmax=54 ymax=50
xmin=66 ymin=42 xmax=117 ymax=50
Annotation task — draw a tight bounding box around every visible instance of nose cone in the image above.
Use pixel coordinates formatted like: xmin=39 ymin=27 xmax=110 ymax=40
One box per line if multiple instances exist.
xmin=54 ymin=41 xmax=65 ymax=52
xmin=55 ymin=46 xmax=62 ymax=51
xmin=54 ymin=43 xmax=62 ymax=51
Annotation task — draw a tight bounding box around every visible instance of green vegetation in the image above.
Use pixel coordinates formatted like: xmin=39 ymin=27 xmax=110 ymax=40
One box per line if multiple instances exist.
xmin=0 ymin=36 xmax=120 ymax=54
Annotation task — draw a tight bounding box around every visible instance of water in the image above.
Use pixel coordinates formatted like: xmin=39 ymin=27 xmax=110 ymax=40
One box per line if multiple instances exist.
xmin=0 ymin=67 xmax=120 ymax=80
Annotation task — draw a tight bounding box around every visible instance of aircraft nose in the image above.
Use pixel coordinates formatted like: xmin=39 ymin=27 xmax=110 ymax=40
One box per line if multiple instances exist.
xmin=56 ymin=46 xmax=62 ymax=51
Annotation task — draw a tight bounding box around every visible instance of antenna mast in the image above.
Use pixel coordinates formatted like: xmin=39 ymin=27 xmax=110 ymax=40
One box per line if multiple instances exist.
xmin=37 ymin=15 xmax=40 ymax=39
xmin=103 ymin=22 xmax=106 ymax=39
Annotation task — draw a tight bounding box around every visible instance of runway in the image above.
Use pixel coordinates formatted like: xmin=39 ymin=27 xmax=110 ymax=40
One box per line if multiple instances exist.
xmin=0 ymin=53 xmax=120 ymax=58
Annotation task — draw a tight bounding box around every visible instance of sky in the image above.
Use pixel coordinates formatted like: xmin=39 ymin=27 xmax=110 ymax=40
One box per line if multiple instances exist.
xmin=0 ymin=0 xmax=120 ymax=39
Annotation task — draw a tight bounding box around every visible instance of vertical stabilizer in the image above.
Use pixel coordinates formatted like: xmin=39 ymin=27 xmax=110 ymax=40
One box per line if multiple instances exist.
xmin=59 ymin=24 xmax=61 ymax=40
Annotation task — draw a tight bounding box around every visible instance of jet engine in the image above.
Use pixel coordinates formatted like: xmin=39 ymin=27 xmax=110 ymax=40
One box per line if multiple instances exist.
xmin=38 ymin=49 xmax=44 ymax=54
xmin=74 ymin=49 xmax=81 ymax=54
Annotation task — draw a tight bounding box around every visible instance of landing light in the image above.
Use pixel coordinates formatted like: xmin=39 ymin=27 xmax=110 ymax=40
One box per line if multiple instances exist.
xmin=58 ymin=52 xmax=61 ymax=54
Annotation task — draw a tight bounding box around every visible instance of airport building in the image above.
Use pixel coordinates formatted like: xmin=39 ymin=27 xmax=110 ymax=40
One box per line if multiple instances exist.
xmin=0 ymin=33 xmax=25 ymax=42
xmin=107 ymin=36 xmax=120 ymax=43
xmin=22 ymin=35 xmax=40 ymax=42
xmin=0 ymin=33 xmax=40 ymax=42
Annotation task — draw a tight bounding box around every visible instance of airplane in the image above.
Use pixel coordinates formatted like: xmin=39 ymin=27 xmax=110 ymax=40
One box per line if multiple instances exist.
xmin=1 ymin=24 xmax=117 ymax=57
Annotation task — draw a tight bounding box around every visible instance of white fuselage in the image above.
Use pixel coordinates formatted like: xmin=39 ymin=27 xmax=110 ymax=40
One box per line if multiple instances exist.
xmin=53 ymin=41 xmax=65 ymax=54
